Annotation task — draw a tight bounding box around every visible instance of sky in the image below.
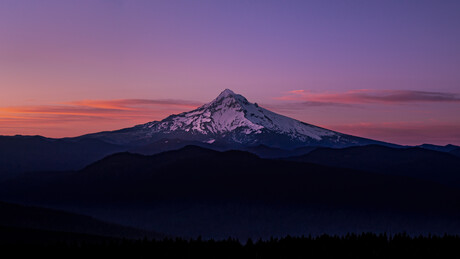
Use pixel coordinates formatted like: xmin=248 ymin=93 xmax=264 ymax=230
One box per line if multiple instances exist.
xmin=0 ymin=0 xmax=459 ymax=145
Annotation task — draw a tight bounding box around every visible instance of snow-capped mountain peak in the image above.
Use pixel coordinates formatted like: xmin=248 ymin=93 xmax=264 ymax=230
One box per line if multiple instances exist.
xmin=214 ymin=88 xmax=238 ymax=100
xmin=201 ymin=88 xmax=251 ymax=110
xmin=84 ymin=89 xmax=386 ymax=148
xmin=145 ymin=89 xmax=264 ymax=136
xmin=142 ymin=89 xmax=338 ymax=143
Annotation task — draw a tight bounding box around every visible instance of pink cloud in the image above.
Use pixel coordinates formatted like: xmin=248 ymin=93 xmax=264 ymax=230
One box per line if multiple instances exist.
xmin=277 ymin=89 xmax=460 ymax=105
xmin=326 ymin=122 xmax=460 ymax=146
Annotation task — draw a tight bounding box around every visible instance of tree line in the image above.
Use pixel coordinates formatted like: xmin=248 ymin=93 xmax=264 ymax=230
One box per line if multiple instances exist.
xmin=2 ymin=232 xmax=460 ymax=258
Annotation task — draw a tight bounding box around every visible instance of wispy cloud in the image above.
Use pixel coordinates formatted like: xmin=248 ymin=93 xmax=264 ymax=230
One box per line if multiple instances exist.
xmin=0 ymin=98 xmax=203 ymax=137
xmin=0 ymin=98 xmax=202 ymax=118
xmin=263 ymin=101 xmax=351 ymax=113
xmin=276 ymin=89 xmax=460 ymax=105
xmin=326 ymin=122 xmax=460 ymax=145
xmin=66 ymin=99 xmax=202 ymax=111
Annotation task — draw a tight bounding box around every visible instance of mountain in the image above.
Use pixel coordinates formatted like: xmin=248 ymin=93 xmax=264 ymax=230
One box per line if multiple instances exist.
xmin=81 ymin=89 xmax=391 ymax=149
xmin=288 ymin=145 xmax=460 ymax=188
xmin=0 ymin=89 xmax=394 ymax=178
xmin=3 ymin=146 xmax=460 ymax=239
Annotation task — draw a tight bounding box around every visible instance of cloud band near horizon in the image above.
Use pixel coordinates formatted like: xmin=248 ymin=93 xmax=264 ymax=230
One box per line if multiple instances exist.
xmin=0 ymin=98 xmax=203 ymax=137
xmin=277 ymin=89 xmax=460 ymax=105
xmin=0 ymin=92 xmax=459 ymax=145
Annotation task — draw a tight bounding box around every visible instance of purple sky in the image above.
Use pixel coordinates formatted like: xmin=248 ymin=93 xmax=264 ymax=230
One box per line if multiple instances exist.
xmin=1 ymin=0 xmax=459 ymax=145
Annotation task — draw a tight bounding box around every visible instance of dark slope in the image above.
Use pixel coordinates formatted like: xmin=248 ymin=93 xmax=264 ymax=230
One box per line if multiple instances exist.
xmin=127 ymin=138 xmax=235 ymax=155
xmin=419 ymin=144 xmax=459 ymax=153
xmin=0 ymin=225 xmax=120 ymax=245
xmin=241 ymin=145 xmax=316 ymax=158
xmin=0 ymin=201 xmax=162 ymax=239
xmin=289 ymin=145 xmax=460 ymax=187
xmin=2 ymin=146 xmax=460 ymax=238
xmin=0 ymin=135 xmax=125 ymax=180
xmin=451 ymin=148 xmax=460 ymax=158
xmin=128 ymin=138 xmax=316 ymax=159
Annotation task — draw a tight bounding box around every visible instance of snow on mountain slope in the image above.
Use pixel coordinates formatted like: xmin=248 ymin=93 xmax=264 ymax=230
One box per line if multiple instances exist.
xmin=82 ymin=89 xmax=389 ymax=148
xmin=144 ymin=89 xmax=335 ymax=140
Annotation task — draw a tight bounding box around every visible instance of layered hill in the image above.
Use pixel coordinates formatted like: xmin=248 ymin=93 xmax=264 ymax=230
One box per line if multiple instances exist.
xmin=2 ymin=146 xmax=460 ymax=239
xmin=288 ymin=145 xmax=460 ymax=188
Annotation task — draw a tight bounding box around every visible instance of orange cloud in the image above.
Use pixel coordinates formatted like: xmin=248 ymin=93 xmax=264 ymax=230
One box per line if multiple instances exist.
xmin=0 ymin=99 xmax=202 ymax=117
xmin=0 ymin=98 xmax=203 ymax=137
xmin=66 ymin=99 xmax=202 ymax=111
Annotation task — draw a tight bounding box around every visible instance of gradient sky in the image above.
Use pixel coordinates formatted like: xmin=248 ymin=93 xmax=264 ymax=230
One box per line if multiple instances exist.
xmin=1 ymin=0 xmax=459 ymax=145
